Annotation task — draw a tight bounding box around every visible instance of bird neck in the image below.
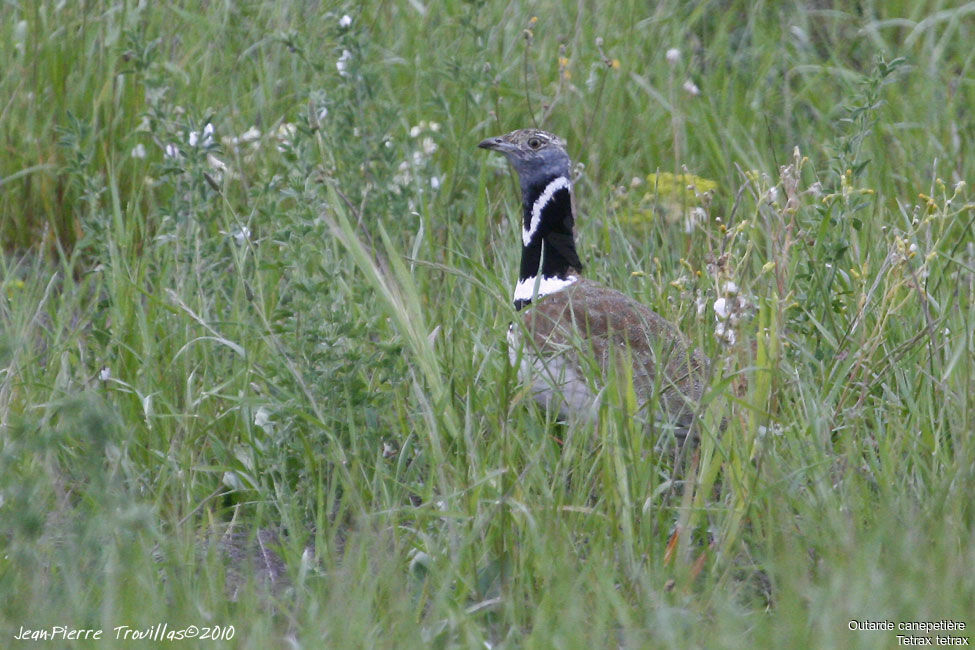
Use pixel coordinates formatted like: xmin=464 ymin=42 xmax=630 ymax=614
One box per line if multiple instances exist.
xmin=513 ymin=174 xmax=583 ymax=310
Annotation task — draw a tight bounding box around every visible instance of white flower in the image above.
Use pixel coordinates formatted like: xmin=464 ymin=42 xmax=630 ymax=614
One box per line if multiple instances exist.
xmin=231 ymin=226 xmax=251 ymax=246
xmin=757 ymin=424 xmax=784 ymax=438
xmin=207 ymin=154 xmax=227 ymax=173
xmin=237 ymin=126 xmax=261 ymax=143
xmin=222 ymin=471 xmax=245 ymax=490
xmin=714 ymin=297 xmax=730 ymax=320
xmin=226 ymin=127 xmax=261 ymax=155
xmin=666 ymin=48 xmax=681 ymax=65
xmin=393 ymin=160 xmax=413 ymax=189
xmin=336 ymin=49 xmax=352 ymax=77
xmin=317 ymin=106 xmax=329 ymax=121
xmin=14 ymin=20 xmax=26 ymax=54
xmin=428 ymin=121 xmax=440 ymax=132
xmin=730 ymin=296 xmax=749 ymax=325
xmin=695 ymin=292 xmax=707 ymax=316
xmin=409 ymin=125 xmax=422 ymax=138
xmin=338 ymin=14 xmax=352 ymax=28
xmin=188 ymin=122 xmax=214 ymax=148
xmin=682 ymin=80 xmax=700 ymax=96
xmin=201 ymin=154 xmax=229 ymax=182
xmin=430 ymin=176 xmax=441 ymax=190
xmin=275 ymin=122 xmax=297 ymax=151
xmin=99 ymin=366 xmax=111 ymax=381
xmin=254 ymin=406 xmax=271 ymax=430
xmin=684 ymin=206 xmax=706 ymax=233
xmin=164 ymin=143 xmax=180 ymax=158
xmin=224 ymin=127 xmax=261 ymax=160
xmin=713 ymin=282 xmax=752 ymax=345
xmin=131 ymin=143 xmax=147 ymax=159
xmin=421 ymin=137 xmax=437 ymax=155
xmin=715 ymin=321 xmax=736 ymax=345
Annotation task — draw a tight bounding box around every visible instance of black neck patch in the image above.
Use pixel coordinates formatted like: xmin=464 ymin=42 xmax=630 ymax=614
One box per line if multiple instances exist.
xmin=519 ymin=178 xmax=583 ymax=283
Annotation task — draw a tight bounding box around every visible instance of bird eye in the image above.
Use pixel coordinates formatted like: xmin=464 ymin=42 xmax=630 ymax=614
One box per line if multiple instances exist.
xmin=527 ymin=137 xmax=542 ymax=149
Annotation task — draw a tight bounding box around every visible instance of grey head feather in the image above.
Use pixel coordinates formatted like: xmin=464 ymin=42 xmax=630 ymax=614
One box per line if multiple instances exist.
xmin=477 ymin=129 xmax=571 ymax=196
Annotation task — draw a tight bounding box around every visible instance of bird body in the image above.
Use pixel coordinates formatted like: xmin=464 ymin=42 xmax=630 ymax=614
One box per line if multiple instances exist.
xmin=479 ymin=129 xmax=707 ymax=440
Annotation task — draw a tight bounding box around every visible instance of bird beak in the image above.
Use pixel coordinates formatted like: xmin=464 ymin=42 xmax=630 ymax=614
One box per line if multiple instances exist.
xmin=477 ymin=136 xmax=512 ymax=153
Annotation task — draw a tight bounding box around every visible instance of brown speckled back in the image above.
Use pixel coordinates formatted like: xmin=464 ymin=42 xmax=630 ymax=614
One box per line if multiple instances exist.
xmin=520 ymin=277 xmax=708 ymax=432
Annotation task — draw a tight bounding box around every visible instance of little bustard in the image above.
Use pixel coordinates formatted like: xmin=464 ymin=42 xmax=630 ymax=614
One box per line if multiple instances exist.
xmin=479 ymin=128 xmax=708 ymax=442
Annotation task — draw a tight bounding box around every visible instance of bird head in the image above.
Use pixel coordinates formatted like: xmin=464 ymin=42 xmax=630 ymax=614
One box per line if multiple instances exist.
xmin=478 ymin=129 xmax=571 ymax=190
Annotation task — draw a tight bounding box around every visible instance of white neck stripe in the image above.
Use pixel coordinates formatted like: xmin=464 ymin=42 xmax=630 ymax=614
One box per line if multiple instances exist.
xmin=523 ymin=176 xmax=571 ymax=246
xmin=513 ymin=274 xmax=578 ymax=303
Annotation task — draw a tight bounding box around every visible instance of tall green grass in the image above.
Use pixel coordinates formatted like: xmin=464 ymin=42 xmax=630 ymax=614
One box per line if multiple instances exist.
xmin=1 ymin=0 xmax=973 ymax=647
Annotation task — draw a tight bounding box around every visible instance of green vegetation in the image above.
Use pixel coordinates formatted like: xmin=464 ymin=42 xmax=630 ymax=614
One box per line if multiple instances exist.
xmin=1 ymin=1 xmax=973 ymax=647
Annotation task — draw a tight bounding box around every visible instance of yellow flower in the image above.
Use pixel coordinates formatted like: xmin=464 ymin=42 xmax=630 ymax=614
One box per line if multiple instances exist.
xmin=4 ymin=279 xmax=25 ymax=299
xmin=616 ymin=171 xmax=718 ymax=228
xmin=646 ymin=171 xmax=717 ymax=199
xmin=558 ymin=56 xmax=571 ymax=80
